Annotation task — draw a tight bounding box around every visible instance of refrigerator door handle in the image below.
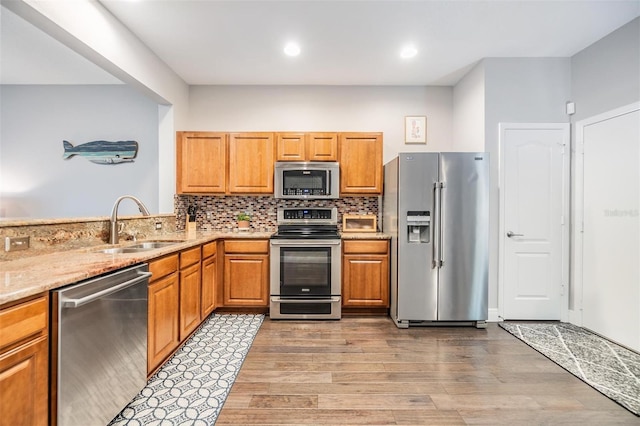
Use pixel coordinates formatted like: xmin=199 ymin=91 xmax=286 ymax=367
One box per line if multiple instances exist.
xmin=439 ymin=182 xmax=445 ymax=267
xmin=432 ymin=181 xmax=439 ymax=269
xmin=433 ymin=181 xmax=445 ymax=268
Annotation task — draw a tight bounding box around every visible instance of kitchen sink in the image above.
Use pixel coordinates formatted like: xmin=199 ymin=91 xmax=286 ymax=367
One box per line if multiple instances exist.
xmin=94 ymin=240 xmax=182 ymax=254
xmin=129 ymin=241 xmax=181 ymax=249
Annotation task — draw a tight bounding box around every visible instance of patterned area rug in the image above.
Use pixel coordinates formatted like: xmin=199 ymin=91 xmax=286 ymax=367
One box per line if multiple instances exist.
xmin=499 ymin=322 xmax=640 ymax=416
xmin=109 ymin=314 xmax=264 ymax=426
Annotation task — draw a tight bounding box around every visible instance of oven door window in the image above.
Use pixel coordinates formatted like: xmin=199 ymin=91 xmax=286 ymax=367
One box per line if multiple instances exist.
xmin=280 ymin=247 xmax=331 ymax=296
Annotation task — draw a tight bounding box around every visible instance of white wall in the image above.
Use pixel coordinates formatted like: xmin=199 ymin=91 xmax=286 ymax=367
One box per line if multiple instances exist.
xmin=482 ymin=58 xmax=572 ymax=315
xmin=187 ymin=85 xmax=454 ymax=164
xmin=3 ymin=0 xmax=190 ymax=214
xmin=571 ymin=17 xmax=640 ymax=122
xmin=569 ymin=17 xmax=640 ymax=316
xmin=452 ymin=62 xmax=485 ymax=152
xmin=0 ymin=85 xmax=159 ymax=218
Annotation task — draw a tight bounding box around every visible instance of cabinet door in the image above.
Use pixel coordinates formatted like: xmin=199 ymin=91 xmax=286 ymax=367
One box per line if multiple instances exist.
xmin=228 ymin=132 xmax=275 ymax=193
xmin=339 ymin=132 xmax=383 ymax=195
xmin=176 ymin=132 xmax=227 ymax=194
xmin=201 ymin=254 xmax=217 ymax=318
xmin=148 ymin=273 xmax=180 ymax=374
xmin=276 ymin=132 xmax=306 ymax=161
xmin=179 ymin=263 xmax=202 ymax=340
xmin=342 ymin=254 xmax=389 ymax=307
xmin=223 ymin=254 xmax=269 ymax=306
xmin=308 ymin=132 xmax=338 ymax=161
xmin=0 ymin=336 xmax=49 ymax=426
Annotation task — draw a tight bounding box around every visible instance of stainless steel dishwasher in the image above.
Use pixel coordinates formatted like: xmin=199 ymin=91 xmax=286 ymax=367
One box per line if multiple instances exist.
xmin=52 ymin=263 xmax=151 ymax=426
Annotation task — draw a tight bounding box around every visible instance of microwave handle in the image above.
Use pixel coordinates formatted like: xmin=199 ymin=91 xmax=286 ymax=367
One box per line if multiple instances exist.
xmin=328 ymin=170 xmax=332 ymax=195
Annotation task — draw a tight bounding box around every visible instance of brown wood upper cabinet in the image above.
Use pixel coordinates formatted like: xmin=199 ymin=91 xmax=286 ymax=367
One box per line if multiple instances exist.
xmin=228 ymin=132 xmax=275 ymax=194
xmin=276 ymin=132 xmax=338 ymax=162
xmin=176 ymin=131 xmax=382 ymax=195
xmin=176 ymin=132 xmax=227 ymax=194
xmin=339 ymin=132 xmax=383 ymax=195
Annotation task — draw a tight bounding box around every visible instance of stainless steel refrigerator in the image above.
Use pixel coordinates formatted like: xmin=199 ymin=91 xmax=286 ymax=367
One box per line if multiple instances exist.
xmin=383 ymin=152 xmax=489 ymax=328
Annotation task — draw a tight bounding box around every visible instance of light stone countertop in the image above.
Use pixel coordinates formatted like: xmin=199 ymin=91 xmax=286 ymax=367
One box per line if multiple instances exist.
xmin=0 ymin=230 xmax=390 ymax=306
xmin=340 ymin=232 xmax=391 ymax=240
xmin=0 ymin=230 xmax=271 ymax=306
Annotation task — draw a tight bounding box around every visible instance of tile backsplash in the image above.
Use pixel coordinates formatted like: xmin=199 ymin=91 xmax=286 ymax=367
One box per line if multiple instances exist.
xmin=175 ymin=195 xmax=380 ymax=232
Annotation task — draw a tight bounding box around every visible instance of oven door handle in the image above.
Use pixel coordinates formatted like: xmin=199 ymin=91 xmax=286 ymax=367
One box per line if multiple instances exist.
xmin=269 ymin=240 xmax=342 ymax=246
xmin=270 ymin=297 xmax=341 ymax=303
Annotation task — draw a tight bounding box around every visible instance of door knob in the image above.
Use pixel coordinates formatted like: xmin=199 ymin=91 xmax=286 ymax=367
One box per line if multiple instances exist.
xmin=507 ymin=231 xmax=524 ymax=238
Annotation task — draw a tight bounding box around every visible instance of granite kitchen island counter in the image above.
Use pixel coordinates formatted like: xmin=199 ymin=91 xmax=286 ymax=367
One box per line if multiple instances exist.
xmin=0 ymin=230 xmax=272 ymax=306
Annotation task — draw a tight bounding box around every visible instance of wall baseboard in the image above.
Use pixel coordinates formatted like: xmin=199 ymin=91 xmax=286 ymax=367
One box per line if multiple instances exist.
xmin=568 ymin=309 xmax=582 ymax=326
xmin=488 ymin=308 xmax=501 ymax=322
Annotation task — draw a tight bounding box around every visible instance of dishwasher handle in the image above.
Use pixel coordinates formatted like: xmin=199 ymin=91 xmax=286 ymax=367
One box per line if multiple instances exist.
xmin=61 ymin=271 xmax=152 ymax=308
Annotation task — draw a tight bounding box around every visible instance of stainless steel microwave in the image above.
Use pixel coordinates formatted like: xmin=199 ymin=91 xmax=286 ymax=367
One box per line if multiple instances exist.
xmin=274 ymin=161 xmax=340 ymax=199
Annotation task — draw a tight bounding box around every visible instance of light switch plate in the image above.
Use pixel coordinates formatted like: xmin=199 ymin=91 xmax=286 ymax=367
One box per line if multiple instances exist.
xmin=566 ymin=101 xmax=575 ymax=115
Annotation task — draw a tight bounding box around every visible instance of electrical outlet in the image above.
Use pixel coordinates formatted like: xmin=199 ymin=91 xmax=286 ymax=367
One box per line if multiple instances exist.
xmin=206 ymin=211 xmax=213 ymax=220
xmin=5 ymin=236 xmax=30 ymax=252
xmin=155 ymin=221 xmax=162 ymax=230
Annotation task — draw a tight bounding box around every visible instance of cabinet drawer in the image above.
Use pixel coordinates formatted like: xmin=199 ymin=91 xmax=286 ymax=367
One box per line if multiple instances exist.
xmin=224 ymin=239 xmax=269 ymax=254
xmin=343 ymin=240 xmax=389 ymax=254
xmin=149 ymin=254 xmax=179 ymax=282
xmin=180 ymin=246 xmax=201 ymax=269
xmin=0 ymin=295 xmax=48 ymax=351
xmin=202 ymin=241 xmax=217 ymax=259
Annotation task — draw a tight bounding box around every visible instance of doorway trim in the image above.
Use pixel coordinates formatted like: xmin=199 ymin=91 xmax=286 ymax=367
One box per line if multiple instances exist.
xmin=498 ymin=123 xmax=570 ymax=322
xmin=572 ymin=101 xmax=640 ymax=326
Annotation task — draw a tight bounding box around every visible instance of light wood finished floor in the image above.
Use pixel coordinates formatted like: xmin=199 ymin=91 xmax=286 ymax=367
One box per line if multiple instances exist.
xmin=217 ymin=318 xmax=639 ymax=425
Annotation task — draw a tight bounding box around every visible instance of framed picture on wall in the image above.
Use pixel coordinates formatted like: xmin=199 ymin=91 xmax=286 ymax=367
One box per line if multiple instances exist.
xmin=405 ymin=116 xmax=427 ymax=144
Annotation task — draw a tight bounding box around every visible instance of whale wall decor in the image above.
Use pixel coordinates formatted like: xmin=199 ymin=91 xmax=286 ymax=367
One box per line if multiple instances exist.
xmin=62 ymin=140 xmax=139 ymax=164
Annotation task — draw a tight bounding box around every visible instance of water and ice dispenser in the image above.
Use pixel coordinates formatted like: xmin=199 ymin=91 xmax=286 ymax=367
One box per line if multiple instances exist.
xmin=406 ymin=211 xmax=430 ymax=243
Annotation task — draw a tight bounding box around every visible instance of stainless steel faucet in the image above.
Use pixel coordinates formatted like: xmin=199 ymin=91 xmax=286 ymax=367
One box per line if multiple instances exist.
xmin=109 ymin=195 xmax=151 ymax=244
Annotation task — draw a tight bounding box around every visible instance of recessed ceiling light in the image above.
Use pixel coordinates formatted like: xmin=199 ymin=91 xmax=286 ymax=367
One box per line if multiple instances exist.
xmin=284 ymin=42 xmax=301 ymax=57
xmin=400 ymin=46 xmax=418 ymax=59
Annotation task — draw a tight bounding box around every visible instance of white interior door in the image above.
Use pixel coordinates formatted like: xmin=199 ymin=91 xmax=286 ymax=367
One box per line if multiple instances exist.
xmin=579 ymin=105 xmax=639 ymax=351
xmin=499 ymin=123 xmax=569 ymax=320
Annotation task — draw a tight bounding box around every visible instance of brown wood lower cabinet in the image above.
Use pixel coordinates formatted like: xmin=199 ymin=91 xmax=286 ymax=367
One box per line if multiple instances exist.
xmin=201 ymin=241 xmax=218 ymax=318
xmin=148 ymin=245 xmax=207 ymax=375
xmin=0 ymin=294 xmax=49 ymax=426
xmin=223 ymin=240 xmax=269 ymax=307
xmin=342 ymin=240 xmax=390 ymax=308
xmin=147 ymin=254 xmax=180 ymax=374
xmin=179 ymin=262 xmax=201 ymax=340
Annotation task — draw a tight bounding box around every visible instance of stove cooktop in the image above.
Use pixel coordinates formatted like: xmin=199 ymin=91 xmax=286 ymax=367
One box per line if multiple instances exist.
xmin=271 ymin=227 xmax=340 ymax=240
xmin=272 ymin=207 xmax=340 ymax=239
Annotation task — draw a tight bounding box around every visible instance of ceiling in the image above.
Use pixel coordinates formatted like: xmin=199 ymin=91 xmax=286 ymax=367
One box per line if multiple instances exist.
xmin=2 ymin=1 xmax=640 ymax=86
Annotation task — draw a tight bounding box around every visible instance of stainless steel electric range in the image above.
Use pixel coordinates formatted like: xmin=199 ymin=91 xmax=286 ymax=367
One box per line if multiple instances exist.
xmin=269 ymin=207 xmax=341 ymax=320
